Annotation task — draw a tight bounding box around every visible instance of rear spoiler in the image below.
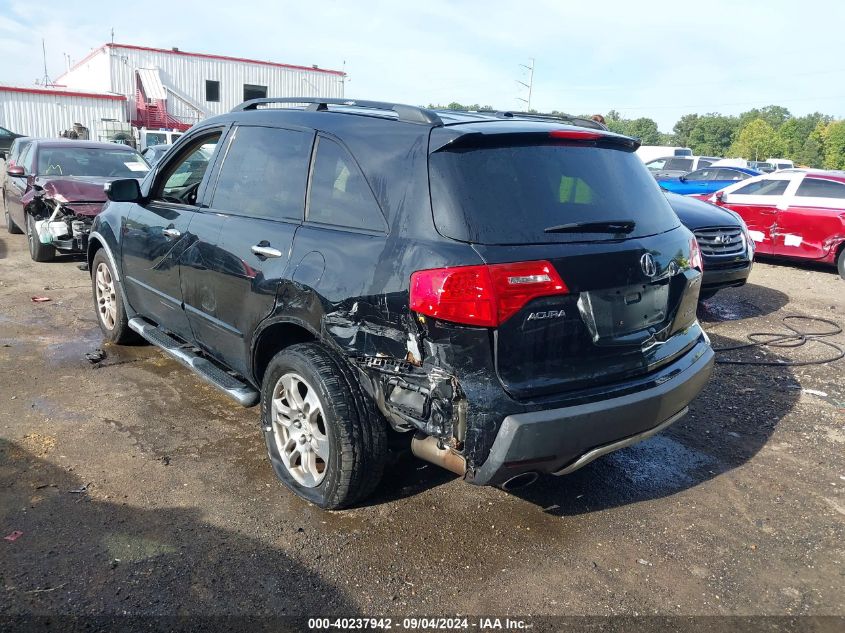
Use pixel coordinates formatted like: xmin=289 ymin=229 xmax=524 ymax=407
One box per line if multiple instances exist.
xmin=430 ymin=128 xmax=640 ymax=153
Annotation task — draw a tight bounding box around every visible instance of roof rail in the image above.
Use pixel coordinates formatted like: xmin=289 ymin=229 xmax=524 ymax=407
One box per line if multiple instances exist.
xmin=494 ymin=110 xmax=608 ymax=131
xmin=232 ymin=97 xmax=443 ymax=126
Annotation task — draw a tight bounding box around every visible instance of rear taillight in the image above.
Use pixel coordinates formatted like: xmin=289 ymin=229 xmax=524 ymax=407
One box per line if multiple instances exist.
xmin=410 ymin=261 xmax=568 ymax=327
xmin=690 ymin=237 xmax=703 ymax=271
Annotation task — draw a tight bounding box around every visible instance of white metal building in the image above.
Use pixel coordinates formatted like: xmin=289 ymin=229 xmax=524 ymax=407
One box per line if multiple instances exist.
xmin=0 ymin=85 xmax=127 ymax=138
xmin=55 ymin=43 xmax=346 ymax=130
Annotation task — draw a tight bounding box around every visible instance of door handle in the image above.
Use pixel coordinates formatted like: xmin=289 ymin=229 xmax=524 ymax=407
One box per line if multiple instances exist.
xmin=162 ymin=228 xmax=181 ymax=239
xmin=251 ymin=244 xmax=283 ymax=258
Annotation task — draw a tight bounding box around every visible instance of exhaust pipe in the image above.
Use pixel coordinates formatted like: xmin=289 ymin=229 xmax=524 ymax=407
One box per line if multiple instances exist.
xmin=500 ymin=471 xmax=539 ymax=491
xmin=411 ymin=434 xmax=466 ymax=476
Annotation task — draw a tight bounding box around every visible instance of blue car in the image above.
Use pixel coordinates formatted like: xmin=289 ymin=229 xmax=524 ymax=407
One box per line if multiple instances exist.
xmin=658 ymin=166 xmax=760 ymax=196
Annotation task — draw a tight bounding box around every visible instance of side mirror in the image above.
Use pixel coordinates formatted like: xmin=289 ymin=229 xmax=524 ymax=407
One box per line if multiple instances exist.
xmin=715 ymin=191 xmax=725 ymax=203
xmin=0 ymin=151 xmax=7 ymax=160
xmin=6 ymin=165 xmax=25 ymax=177
xmin=105 ymin=178 xmax=143 ymax=203
xmin=679 ymin=175 xmax=687 ymax=182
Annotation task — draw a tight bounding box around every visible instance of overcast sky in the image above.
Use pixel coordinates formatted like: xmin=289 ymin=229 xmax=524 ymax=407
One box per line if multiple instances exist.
xmin=1 ymin=0 xmax=843 ymax=131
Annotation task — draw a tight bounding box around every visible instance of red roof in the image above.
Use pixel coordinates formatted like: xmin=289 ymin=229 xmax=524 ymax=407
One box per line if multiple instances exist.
xmin=57 ymin=43 xmax=345 ymax=81
xmin=0 ymin=85 xmax=125 ymax=101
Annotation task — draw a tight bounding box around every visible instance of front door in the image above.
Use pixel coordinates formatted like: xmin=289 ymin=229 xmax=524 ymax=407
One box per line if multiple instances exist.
xmin=121 ymin=129 xmax=225 ymax=339
xmin=719 ymin=176 xmax=793 ymax=255
xmin=181 ymin=124 xmax=314 ymax=377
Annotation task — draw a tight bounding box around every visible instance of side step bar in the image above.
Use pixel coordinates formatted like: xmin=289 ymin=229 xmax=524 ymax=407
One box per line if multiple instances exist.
xmin=128 ymin=317 xmax=259 ymax=407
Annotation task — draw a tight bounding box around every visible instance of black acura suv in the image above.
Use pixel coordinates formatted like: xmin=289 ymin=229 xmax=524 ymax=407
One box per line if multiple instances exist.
xmin=89 ymin=98 xmax=714 ymax=509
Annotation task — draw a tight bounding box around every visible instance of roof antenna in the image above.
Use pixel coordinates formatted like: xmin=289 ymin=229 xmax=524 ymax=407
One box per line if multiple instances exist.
xmin=41 ymin=39 xmax=52 ymax=87
xmin=111 ymin=27 xmax=114 ymax=43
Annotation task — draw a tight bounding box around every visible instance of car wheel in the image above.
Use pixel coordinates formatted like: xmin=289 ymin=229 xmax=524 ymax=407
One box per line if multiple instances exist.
xmin=91 ymin=249 xmax=135 ymax=344
xmin=26 ymin=214 xmax=55 ymax=262
xmin=262 ymin=343 xmax=386 ymax=509
xmin=838 ymin=246 xmax=845 ymax=281
xmin=3 ymin=195 xmax=22 ymax=234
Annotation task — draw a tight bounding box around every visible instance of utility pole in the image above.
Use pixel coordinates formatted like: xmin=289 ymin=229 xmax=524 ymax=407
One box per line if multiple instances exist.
xmin=516 ymin=58 xmax=535 ymax=111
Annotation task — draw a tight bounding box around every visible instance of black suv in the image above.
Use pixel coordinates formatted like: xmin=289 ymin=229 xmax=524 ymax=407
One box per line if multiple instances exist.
xmin=89 ymin=98 xmax=714 ymax=509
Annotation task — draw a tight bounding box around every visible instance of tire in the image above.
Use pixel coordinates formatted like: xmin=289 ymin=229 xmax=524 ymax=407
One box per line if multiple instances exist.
xmin=837 ymin=246 xmax=845 ymax=281
xmin=3 ymin=194 xmax=22 ymax=234
xmin=26 ymin=213 xmax=55 ymax=262
xmin=91 ymin=249 xmax=135 ymax=344
xmin=262 ymin=343 xmax=387 ymax=509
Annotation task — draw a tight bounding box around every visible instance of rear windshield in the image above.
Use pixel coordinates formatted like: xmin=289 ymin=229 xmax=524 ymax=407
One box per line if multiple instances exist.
xmin=37 ymin=147 xmax=150 ymax=178
xmin=430 ymin=143 xmax=680 ymax=244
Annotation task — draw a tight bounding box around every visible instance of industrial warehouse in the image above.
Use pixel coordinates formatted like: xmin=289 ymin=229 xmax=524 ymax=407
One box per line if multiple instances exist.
xmin=0 ymin=42 xmax=345 ymax=142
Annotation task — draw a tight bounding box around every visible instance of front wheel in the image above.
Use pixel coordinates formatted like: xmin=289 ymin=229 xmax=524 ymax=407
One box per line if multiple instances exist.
xmin=91 ymin=249 xmax=135 ymax=344
xmin=26 ymin=214 xmax=54 ymax=262
xmin=262 ymin=343 xmax=386 ymax=509
xmin=837 ymin=247 xmax=845 ymax=281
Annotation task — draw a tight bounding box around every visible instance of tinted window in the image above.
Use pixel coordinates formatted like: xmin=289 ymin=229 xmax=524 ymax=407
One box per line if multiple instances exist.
xmin=717 ymin=169 xmax=749 ymax=181
xmin=675 ymin=148 xmax=692 ymax=156
xmin=20 ymin=144 xmax=35 ymax=173
xmin=36 ymin=147 xmax=148 ymax=177
xmin=685 ymin=169 xmax=715 ymax=181
xmin=243 ymin=84 xmax=267 ymax=101
xmin=211 ymin=126 xmax=311 ymax=220
xmin=307 ymin=137 xmax=386 ymax=231
xmin=145 ymin=132 xmax=168 ymax=145
xmin=157 ymin=133 xmax=221 ymax=202
xmin=796 ymin=178 xmax=845 ymax=199
xmin=645 ymin=158 xmax=667 ymax=170
xmin=664 ymin=158 xmax=693 ymax=171
xmin=205 ymin=80 xmax=220 ymax=102
xmin=430 ymin=143 xmax=679 ymax=245
xmin=698 ymin=159 xmax=714 ymax=168
xmin=0 ymin=127 xmax=11 ymax=138
xmin=733 ymin=179 xmax=789 ymax=196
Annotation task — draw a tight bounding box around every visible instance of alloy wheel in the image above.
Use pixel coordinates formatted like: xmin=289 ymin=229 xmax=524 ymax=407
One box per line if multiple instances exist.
xmin=271 ymin=372 xmax=330 ymax=487
xmin=95 ymin=262 xmax=117 ymax=330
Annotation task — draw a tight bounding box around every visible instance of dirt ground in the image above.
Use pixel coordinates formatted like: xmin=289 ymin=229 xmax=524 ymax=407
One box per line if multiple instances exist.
xmin=0 ymin=223 xmax=843 ymax=623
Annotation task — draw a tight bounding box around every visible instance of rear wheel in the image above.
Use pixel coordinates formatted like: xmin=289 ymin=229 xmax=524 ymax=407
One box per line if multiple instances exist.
xmin=262 ymin=343 xmax=386 ymax=509
xmin=837 ymin=246 xmax=845 ymax=281
xmin=3 ymin=194 xmax=22 ymax=234
xmin=26 ymin=214 xmax=54 ymax=262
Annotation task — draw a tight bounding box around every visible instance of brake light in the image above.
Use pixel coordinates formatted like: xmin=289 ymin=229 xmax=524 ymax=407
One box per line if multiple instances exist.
xmin=549 ymin=129 xmax=602 ymax=141
xmin=690 ymin=237 xmax=703 ymax=271
xmin=410 ymin=261 xmax=568 ymax=327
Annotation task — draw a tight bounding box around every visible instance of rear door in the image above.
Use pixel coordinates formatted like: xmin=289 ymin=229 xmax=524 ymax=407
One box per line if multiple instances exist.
xmin=429 ymin=134 xmax=702 ymax=399
xmin=773 ymin=176 xmax=845 ymax=260
xmin=121 ymin=128 xmax=225 ymax=339
xmin=186 ymin=124 xmax=313 ymax=377
xmin=718 ymin=176 xmax=793 ymax=255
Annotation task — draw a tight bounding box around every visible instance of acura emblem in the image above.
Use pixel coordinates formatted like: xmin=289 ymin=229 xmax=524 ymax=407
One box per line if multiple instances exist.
xmin=640 ymin=253 xmax=657 ymax=278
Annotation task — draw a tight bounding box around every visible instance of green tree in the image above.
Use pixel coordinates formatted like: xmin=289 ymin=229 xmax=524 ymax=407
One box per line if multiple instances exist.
xmin=730 ymin=118 xmax=783 ymax=160
xmin=776 ymin=118 xmax=803 ymax=160
xmin=739 ymin=105 xmax=792 ymax=131
xmin=625 ymin=117 xmax=661 ymax=145
xmin=672 ymin=113 xmax=699 ymax=147
xmin=822 ymin=120 xmax=845 ymax=170
xmin=688 ymin=115 xmax=739 ymax=156
xmin=798 ymin=135 xmax=824 ymax=167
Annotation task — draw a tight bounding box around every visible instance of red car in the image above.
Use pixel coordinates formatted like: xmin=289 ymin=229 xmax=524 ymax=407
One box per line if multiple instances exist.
xmin=695 ymin=170 xmax=845 ymax=279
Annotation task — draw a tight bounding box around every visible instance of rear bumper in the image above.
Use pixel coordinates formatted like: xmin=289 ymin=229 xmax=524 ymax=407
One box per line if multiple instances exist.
xmin=701 ymin=260 xmax=752 ymax=291
xmin=470 ymin=340 xmax=714 ymax=486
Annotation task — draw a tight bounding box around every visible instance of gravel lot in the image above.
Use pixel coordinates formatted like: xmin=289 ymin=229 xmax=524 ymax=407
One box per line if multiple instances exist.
xmin=0 ymin=224 xmax=843 ymax=622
